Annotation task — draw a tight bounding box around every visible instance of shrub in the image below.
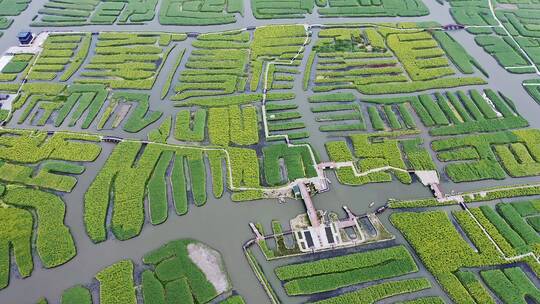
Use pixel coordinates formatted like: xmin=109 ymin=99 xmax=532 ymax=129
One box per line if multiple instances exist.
xmin=96 ymin=260 xmax=136 ymax=304
xmin=61 ymin=285 xmax=92 ymax=304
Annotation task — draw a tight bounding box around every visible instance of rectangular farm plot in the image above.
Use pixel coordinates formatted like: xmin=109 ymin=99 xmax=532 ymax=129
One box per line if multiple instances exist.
xmin=309 ymin=93 xmax=367 ymax=132
xmin=251 ymin=0 xmax=315 ymax=19
xmin=312 ymin=26 xmax=486 ymax=95
xmin=274 ymin=245 xmax=418 ymax=296
xmin=318 ymin=0 xmax=429 ymax=17
xmin=32 ymin=0 xmax=158 ymax=26
xmin=0 ymin=53 xmax=33 ymax=82
xmin=251 ymin=0 xmax=428 ymax=19
xmin=160 ymin=0 xmax=243 ymax=25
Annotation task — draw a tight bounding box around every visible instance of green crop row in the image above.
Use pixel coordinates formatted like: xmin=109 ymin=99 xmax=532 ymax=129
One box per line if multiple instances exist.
xmin=389 ymin=210 xmax=531 ymax=303
xmin=0 ymin=186 xmax=76 ymax=290
xmin=481 ymin=267 xmax=540 ymax=304
xmin=32 ymin=0 xmax=157 ymax=26
xmin=432 ymin=31 xmax=486 ymax=75
xmin=433 ymin=129 xmax=540 ymax=182
xmin=173 ymin=31 xmax=249 ymax=101
xmin=276 ymin=245 xmax=418 ymax=295
xmin=208 ymin=105 xmax=259 ymax=146
xmin=84 ymin=140 xmax=260 ymax=242
xmin=175 ymin=109 xmax=207 ymax=142
xmin=77 ymin=32 xmax=169 ymax=89
xmin=454 ymin=270 xmax=495 ymax=304
xmin=310 ymin=278 xmax=432 ymax=304
xmin=160 ymin=0 xmax=242 ymax=25
xmin=263 ymin=143 xmax=317 ymax=186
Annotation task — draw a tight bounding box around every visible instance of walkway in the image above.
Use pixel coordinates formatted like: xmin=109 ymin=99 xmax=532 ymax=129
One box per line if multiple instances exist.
xmin=298 ymin=182 xmax=320 ymax=227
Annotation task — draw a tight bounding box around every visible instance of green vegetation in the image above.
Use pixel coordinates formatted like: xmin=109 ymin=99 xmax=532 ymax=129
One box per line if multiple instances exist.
xmin=433 ymin=129 xmax=540 ymax=182
xmin=96 ymin=260 xmax=137 ymax=304
xmin=175 ymin=109 xmax=207 ymax=142
xmin=432 ymin=31 xmax=485 ymax=75
xmin=161 ymin=48 xmax=185 ymax=99
xmin=446 ymin=0 xmax=540 ymax=74
xmin=276 ymin=245 xmax=418 ymax=295
xmin=390 ymin=209 xmax=540 ymax=304
xmin=525 ymin=81 xmax=540 ymax=106
xmin=143 ymin=239 xmax=229 ymax=303
xmin=481 ymin=267 xmax=540 ymax=304
xmin=61 ymin=285 xmax=92 ymax=304
xmin=313 ymin=26 xmax=485 ymax=95
xmin=252 ymin=0 xmax=314 ymax=19
xmin=84 ymin=141 xmax=259 ymax=242
xmin=173 ymin=30 xmax=249 ymax=103
xmin=326 ymin=132 xmax=420 ymax=185
xmin=32 ymin=0 xmax=158 ymax=26
xmin=208 ymin=105 xmax=259 ymax=146
xmin=160 ymin=0 xmax=243 ymax=25
xmin=0 ymin=130 xmax=94 ymax=292
xmin=0 ymin=206 xmax=32 ymax=289
xmin=148 ymin=116 xmax=172 ymax=143
xmin=77 ymin=32 xmax=172 ymax=89
xmin=0 ymin=0 xmax=29 ymax=33
xmin=455 ymin=270 xmax=495 ymax=304
xmin=41 ymin=239 xmax=235 ymax=304
xmin=252 ymin=0 xmax=428 ymax=18
xmin=310 ymin=278 xmax=432 ymax=304
xmin=263 ymin=143 xmax=317 ymax=186
xmin=27 ymin=33 xmax=91 ymax=81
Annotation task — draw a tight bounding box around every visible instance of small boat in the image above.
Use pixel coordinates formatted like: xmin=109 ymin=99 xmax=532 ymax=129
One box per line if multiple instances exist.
xmin=369 ymin=202 xmax=375 ymax=208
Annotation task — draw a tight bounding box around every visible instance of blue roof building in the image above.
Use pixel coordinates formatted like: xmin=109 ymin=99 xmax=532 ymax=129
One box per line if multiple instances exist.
xmin=18 ymin=31 xmax=33 ymax=45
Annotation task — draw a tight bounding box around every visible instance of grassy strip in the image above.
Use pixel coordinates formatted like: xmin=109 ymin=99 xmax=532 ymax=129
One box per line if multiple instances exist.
xmin=303 ymin=51 xmax=316 ymax=91
xmin=310 ymin=278 xmax=431 ymax=304
xmin=95 ymin=260 xmax=136 ymax=304
xmin=161 ymin=48 xmax=185 ymax=100
xmin=277 ymin=245 xmax=418 ymax=295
